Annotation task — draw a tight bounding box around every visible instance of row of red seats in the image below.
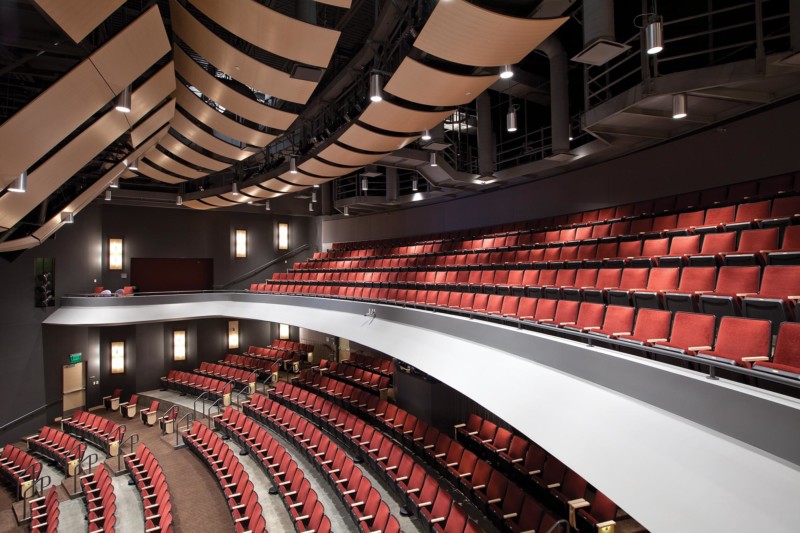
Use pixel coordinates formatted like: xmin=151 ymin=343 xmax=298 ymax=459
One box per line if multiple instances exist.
xmin=28 ymin=486 xmax=58 ymax=532
xmin=25 ymin=427 xmax=86 ymax=475
xmin=195 ymin=362 xmax=256 ymax=389
xmin=62 ymin=411 xmax=125 ymax=456
xmin=455 ymin=414 xmax=616 ymax=533
xmin=160 ymin=371 xmax=233 ymax=404
xmin=241 ymin=394 xmax=402 ymax=533
xmin=220 ymin=354 xmax=280 ymax=379
xmin=327 ymin=173 xmax=800 ymax=252
xmin=213 ymin=406 xmax=331 ymax=533
xmin=267 ymin=382 xmax=566 ymax=533
xmin=340 ymin=352 xmax=394 ymax=377
xmin=294 ymin=226 xmax=800 ymax=272
xmin=243 ymin=345 xmax=300 ymax=371
xmin=182 ymin=421 xmax=266 ymax=533
xmin=272 ymin=339 xmax=314 ymax=354
xmin=0 ymin=444 xmax=41 ymax=499
xmin=79 ymin=464 xmax=116 ymax=532
xmin=123 ymin=443 xmax=173 ymax=532
xmin=313 ymin=360 xmax=391 ymax=394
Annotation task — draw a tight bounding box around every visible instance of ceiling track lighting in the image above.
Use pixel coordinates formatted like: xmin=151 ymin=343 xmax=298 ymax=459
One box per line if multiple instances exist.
xmin=672 ymin=93 xmax=687 ymax=119
xmin=421 ymin=130 xmax=431 ymax=141
xmin=61 ymin=211 xmax=74 ymax=224
xmin=115 ymin=85 xmax=131 ymax=113
xmin=412 ymin=177 xmax=418 ymax=192
xmin=289 ymin=156 xmax=298 ymax=174
xmin=506 ymin=103 xmax=519 ymax=133
xmin=105 ymin=189 xmax=112 ymax=201
xmin=8 ymin=170 xmax=27 ymax=193
xmin=232 ymin=182 xmax=239 ymax=196
xmin=429 ymin=152 xmax=438 ymax=167
xmin=129 ymin=158 xmax=139 ymax=171
xmin=265 ymin=200 xmax=270 ymax=211
xmin=500 ymin=64 xmax=514 ymax=79
xmin=361 ymin=176 xmax=369 ymax=192
xmin=176 ymin=195 xmax=183 ymax=206
xmin=110 ymin=177 xmax=119 ymax=188
xmin=369 ymin=73 xmax=383 ymax=103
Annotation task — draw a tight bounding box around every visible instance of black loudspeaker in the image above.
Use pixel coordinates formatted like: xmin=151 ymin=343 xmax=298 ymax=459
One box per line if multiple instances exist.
xmin=34 ymin=257 xmax=55 ymax=307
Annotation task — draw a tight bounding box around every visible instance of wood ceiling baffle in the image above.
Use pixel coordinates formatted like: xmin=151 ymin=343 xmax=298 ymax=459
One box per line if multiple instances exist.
xmin=240 ymin=185 xmax=282 ymax=199
xmin=298 ymin=159 xmax=362 ymax=178
xmin=384 ymin=58 xmax=498 ymax=107
xmin=0 ymin=5 xmax=169 ymax=188
xmin=33 ymin=0 xmax=126 ymax=43
xmin=191 ymin=0 xmax=340 ymax=69
xmin=173 ymin=47 xmax=297 ymax=134
xmin=132 ymin=98 xmax=177 ymax=147
xmin=169 ymin=0 xmax=317 ymax=104
xmin=260 ymin=178 xmax=311 ymax=194
xmin=337 ymin=125 xmax=419 ymax=153
xmin=413 ymin=0 xmax=567 ymax=67
xmin=274 ymin=172 xmax=331 ymax=187
xmin=182 ymin=199 xmax=217 ymax=210
xmin=358 ymin=101 xmax=454 ymax=134
xmin=159 ymin=134 xmax=230 ymax=172
xmin=144 ymin=149 xmax=208 ymax=180
xmin=316 ymin=144 xmax=391 ymax=167
xmin=136 ymin=160 xmax=188 ymax=184
xmin=171 ymin=112 xmax=253 ymax=161
xmin=197 ymin=195 xmax=241 ymax=207
xmin=174 ymin=84 xmax=276 ymax=149
xmin=314 ymin=0 xmax=352 ymax=8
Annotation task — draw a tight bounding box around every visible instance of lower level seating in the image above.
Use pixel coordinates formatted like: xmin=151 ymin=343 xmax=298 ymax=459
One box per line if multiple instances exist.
xmin=79 ymin=464 xmax=116 ymax=532
xmin=62 ymin=411 xmax=125 ymax=456
xmin=28 ymin=485 xmax=59 ymax=532
xmin=123 ymin=443 xmax=173 ymax=532
xmin=0 ymin=444 xmax=41 ymax=498
xmin=26 ymin=427 xmax=86 ymax=476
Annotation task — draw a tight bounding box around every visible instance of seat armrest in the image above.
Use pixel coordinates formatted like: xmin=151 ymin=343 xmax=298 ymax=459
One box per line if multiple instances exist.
xmin=687 ymin=346 xmax=712 ymax=351
xmin=741 ymin=356 xmax=769 ymax=362
xmin=646 ymin=338 xmax=668 ymax=343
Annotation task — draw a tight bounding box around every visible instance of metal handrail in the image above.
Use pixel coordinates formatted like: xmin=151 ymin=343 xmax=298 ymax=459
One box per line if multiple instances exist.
xmin=545 ymin=519 xmax=569 ymax=533
xmin=232 ymin=384 xmax=251 ymax=406
xmin=216 ymin=244 xmax=310 ymax=289
xmin=21 ymin=475 xmax=50 ymax=519
xmin=193 ymin=392 xmax=210 ymax=420
xmin=206 ymin=399 xmax=223 ymax=421
xmin=73 ymin=452 xmax=98 ymax=495
xmin=16 ymin=462 xmax=43 ymax=501
xmin=116 ymin=432 xmax=139 ymax=472
xmin=175 ymin=412 xmax=195 ymax=446
xmin=0 ymin=400 xmax=60 ymax=434
xmin=108 ymin=423 xmax=126 ymax=444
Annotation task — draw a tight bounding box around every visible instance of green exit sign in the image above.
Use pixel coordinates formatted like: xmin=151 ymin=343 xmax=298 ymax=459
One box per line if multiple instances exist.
xmin=69 ymin=353 xmax=82 ymax=365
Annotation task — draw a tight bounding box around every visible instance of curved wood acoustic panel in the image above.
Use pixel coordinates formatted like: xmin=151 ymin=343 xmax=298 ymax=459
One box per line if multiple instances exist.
xmin=384 ymin=58 xmax=498 ymax=107
xmin=171 ymin=111 xmax=252 ymax=161
xmin=317 ymin=144 xmax=390 ymax=167
xmin=159 ymin=134 xmax=229 ymax=172
xmin=33 ymin=0 xmax=125 ymax=43
xmin=358 ymin=101 xmax=454 ymax=134
xmin=337 ymin=124 xmax=418 ymax=153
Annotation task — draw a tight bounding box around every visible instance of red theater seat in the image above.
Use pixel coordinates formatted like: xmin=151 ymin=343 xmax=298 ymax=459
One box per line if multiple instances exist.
xmin=698 ymin=266 xmax=761 ymax=318
xmin=741 ymin=265 xmax=800 ymax=329
xmin=617 ymin=309 xmax=672 ymax=346
xmin=696 ymin=316 xmax=771 ymax=367
xmin=652 ymin=312 xmax=716 ymax=355
xmin=752 ymin=322 xmax=800 ymax=379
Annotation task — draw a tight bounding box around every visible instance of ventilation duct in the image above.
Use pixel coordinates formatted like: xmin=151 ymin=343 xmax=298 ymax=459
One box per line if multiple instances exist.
xmin=476 ymin=92 xmax=494 ymax=178
xmin=538 ymin=37 xmax=570 ymax=155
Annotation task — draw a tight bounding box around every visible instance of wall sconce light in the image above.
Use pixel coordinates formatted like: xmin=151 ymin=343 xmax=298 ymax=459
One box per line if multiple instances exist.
xmin=173 ymin=330 xmax=186 ymax=361
xmin=111 ymin=341 xmax=125 ymax=374
xmin=278 ymin=223 xmax=288 ymax=250
xmin=228 ymin=320 xmax=239 ymax=350
xmin=235 ymin=229 xmax=247 ymax=258
xmin=279 ymin=323 xmax=289 ymax=340
xmin=109 ymin=238 xmax=123 ymax=270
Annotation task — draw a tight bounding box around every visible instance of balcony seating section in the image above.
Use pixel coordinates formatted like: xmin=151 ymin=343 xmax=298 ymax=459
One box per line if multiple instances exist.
xmin=122 ymin=443 xmax=173 ymax=532
xmin=182 ymin=421 xmax=267 ymax=533
xmin=239 ymin=397 xmax=405 ymax=532
xmin=62 ymin=411 xmax=126 ymax=456
xmin=340 ymin=353 xmax=394 ymax=378
xmin=220 ymin=354 xmax=281 ymax=379
xmin=195 ymin=362 xmax=257 ymax=390
xmin=160 ymin=370 xmax=233 ymax=404
xmin=212 ymin=406 xmax=332 ymax=533
xmin=79 ymin=464 xmax=116 ymax=532
xmin=752 ymin=322 xmax=800 ymax=378
xmin=454 ymin=412 xmax=620 ymax=533
xmin=312 ymin=360 xmax=391 ymax=395
xmin=0 ymin=444 xmax=41 ymax=498
xmin=25 ymin=427 xmax=86 ymax=475
xmin=28 ymin=485 xmax=59 ymax=532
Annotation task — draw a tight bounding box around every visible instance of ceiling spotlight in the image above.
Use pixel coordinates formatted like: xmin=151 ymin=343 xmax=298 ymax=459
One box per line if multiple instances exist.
xmin=429 ymin=152 xmax=438 ymax=167
xmin=105 ymin=189 xmax=112 ymax=201
xmin=646 ymin=18 xmax=664 ymax=55
xmin=129 ymin=158 xmax=139 ymax=171
xmin=313 ymin=183 xmax=320 ymax=188
xmin=114 ymin=86 xmax=131 ymax=113
xmin=232 ymin=182 xmax=239 ymax=196
xmin=8 ymin=170 xmax=27 ymax=193
xmin=309 ymin=202 xmax=314 ymax=212
xmin=177 ymin=195 xmax=183 ymax=206
xmin=506 ymin=104 xmax=519 ymax=133
xmin=312 ymin=191 xmax=317 ymax=203
xmin=110 ymin=177 xmax=119 ymax=188
xmin=500 ymin=64 xmax=514 ymax=79
xmin=61 ymin=211 xmax=74 ymax=224
xmin=672 ymin=93 xmax=687 ymax=119
xmin=265 ymin=200 xmax=270 ymax=211
xmin=412 ymin=177 xmax=418 ymax=192
xmin=421 ymin=130 xmax=431 ymax=141
xmin=369 ymin=73 xmax=383 ymax=103
xmin=343 ymin=206 xmax=349 ymax=216
xmin=361 ymin=176 xmax=368 ymax=191
xmin=290 ymin=156 xmax=298 ymax=174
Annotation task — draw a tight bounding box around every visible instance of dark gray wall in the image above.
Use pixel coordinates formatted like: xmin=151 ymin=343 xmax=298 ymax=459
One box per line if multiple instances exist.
xmin=323 ymin=99 xmax=800 ymax=243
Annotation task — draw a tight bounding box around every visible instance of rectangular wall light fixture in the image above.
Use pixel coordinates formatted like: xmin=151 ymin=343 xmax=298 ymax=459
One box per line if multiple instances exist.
xmin=278 ymin=223 xmax=288 ymax=250
xmin=173 ymin=330 xmax=186 ymax=361
xmin=228 ymin=320 xmax=239 ymax=350
xmin=235 ymin=229 xmax=247 ymax=258
xmin=279 ymin=323 xmax=289 ymax=340
xmin=109 ymin=238 xmax=123 ymax=270
xmin=110 ymin=341 xmax=125 ymax=374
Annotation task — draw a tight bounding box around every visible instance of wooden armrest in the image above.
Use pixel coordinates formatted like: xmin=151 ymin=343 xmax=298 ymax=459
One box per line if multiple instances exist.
xmin=736 ymin=292 xmax=756 ymax=297
xmin=612 ymin=332 xmax=631 ymax=336
xmin=569 ymin=499 xmax=591 ymax=510
xmin=430 ymin=517 xmax=446 ymax=524
xmin=472 ymin=484 xmax=486 ymax=490
xmin=687 ymin=346 xmax=712 ymax=351
xmin=503 ymin=513 xmax=518 ymax=519
xmin=741 ymin=356 xmax=769 ymax=362
xmin=583 ymin=327 xmax=600 ymax=331
xmin=647 ymin=338 xmax=668 ymax=343
xmin=488 ymin=498 xmax=502 ymax=504
xmin=596 ymin=520 xmax=616 ymax=528
xmin=453 ymin=423 xmax=466 ymax=428
xmin=547 ymin=482 xmax=560 ymax=489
